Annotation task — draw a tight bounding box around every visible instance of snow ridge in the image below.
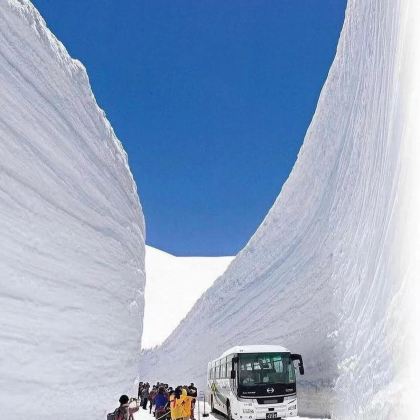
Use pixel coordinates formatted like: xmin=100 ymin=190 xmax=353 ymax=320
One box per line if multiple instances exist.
xmin=142 ymin=246 xmax=233 ymax=349
xmin=139 ymin=1 xmax=420 ymax=418
xmin=0 ymin=2 xmax=145 ymax=419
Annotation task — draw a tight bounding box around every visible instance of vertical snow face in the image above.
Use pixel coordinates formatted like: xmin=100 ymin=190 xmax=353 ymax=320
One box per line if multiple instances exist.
xmin=143 ymin=246 xmax=233 ymax=349
xmin=140 ymin=1 xmax=420 ymax=418
xmin=0 ymin=2 xmax=145 ymax=419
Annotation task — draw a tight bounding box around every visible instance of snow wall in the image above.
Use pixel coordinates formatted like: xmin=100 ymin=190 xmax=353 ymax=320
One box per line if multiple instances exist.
xmin=0 ymin=2 xmax=145 ymax=419
xmin=143 ymin=246 xmax=233 ymax=349
xmin=139 ymin=1 xmax=420 ymax=418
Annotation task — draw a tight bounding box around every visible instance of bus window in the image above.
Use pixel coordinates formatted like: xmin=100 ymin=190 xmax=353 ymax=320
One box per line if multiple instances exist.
xmin=287 ymin=360 xmax=295 ymax=382
xmin=238 ymin=353 xmax=296 ymax=385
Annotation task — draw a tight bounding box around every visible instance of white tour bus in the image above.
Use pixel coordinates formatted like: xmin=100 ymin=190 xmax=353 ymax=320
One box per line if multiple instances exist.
xmin=207 ymin=345 xmax=304 ymax=420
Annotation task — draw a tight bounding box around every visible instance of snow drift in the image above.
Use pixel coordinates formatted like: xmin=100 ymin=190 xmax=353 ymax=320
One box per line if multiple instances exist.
xmin=142 ymin=246 xmax=233 ymax=349
xmin=139 ymin=1 xmax=420 ymax=418
xmin=0 ymin=1 xmax=145 ymax=419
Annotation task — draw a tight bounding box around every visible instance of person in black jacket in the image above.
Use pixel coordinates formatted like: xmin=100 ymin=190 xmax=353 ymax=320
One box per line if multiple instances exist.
xmin=138 ymin=382 xmax=144 ymax=400
xmin=141 ymin=384 xmax=150 ymax=410
xmin=188 ymin=383 xmax=197 ymax=420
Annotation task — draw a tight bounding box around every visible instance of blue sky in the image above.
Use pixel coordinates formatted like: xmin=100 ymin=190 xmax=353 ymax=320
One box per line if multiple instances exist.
xmin=33 ymin=0 xmax=346 ymax=256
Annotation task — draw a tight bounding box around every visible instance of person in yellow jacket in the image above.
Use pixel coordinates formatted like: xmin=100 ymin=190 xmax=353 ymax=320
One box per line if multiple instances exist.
xmin=171 ymin=386 xmax=192 ymax=420
xmin=181 ymin=387 xmax=192 ymax=420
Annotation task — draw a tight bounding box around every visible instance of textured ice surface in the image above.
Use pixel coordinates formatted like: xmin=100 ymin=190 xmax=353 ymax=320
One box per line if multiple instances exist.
xmin=139 ymin=1 xmax=420 ymax=418
xmin=143 ymin=246 xmax=233 ymax=348
xmin=0 ymin=1 xmax=145 ymax=419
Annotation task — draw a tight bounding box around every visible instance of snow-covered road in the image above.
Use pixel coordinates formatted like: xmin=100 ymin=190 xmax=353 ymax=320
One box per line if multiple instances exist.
xmin=133 ymin=401 xmax=326 ymax=420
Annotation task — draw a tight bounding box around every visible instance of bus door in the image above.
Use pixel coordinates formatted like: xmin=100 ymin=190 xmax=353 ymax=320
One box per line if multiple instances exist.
xmin=229 ymin=355 xmax=239 ymax=394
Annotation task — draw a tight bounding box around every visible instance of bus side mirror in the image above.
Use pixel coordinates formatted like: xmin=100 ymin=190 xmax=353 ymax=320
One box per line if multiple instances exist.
xmin=230 ymin=370 xmax=236 ymax=379
xmin=291 ymin=354 xmax=304 ymax=375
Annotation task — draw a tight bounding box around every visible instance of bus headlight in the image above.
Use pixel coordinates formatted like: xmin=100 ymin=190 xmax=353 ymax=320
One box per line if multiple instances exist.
xmin=288 ymin=404 xmax=296 ymax=410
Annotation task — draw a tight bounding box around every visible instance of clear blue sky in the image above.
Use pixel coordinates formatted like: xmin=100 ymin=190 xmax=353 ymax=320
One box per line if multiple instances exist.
xmin=32 ymin=0 xmax=346 ymax=256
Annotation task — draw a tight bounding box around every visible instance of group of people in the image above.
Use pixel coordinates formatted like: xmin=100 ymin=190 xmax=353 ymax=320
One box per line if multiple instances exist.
xmin=137 ymin=381 xmax=198 ymax=420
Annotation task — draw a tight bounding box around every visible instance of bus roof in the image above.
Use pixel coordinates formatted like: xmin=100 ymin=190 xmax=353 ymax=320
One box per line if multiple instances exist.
xmin=217 ymin=345 xmax=290 ymax=360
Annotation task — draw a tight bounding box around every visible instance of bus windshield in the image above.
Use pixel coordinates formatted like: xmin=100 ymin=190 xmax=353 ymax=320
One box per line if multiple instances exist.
xmin=238 ymin=352 xmax=296 ymax=386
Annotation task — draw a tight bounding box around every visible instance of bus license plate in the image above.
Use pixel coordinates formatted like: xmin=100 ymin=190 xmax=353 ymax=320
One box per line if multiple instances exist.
xmin=266 ymin=413 xmax=277 ymax=419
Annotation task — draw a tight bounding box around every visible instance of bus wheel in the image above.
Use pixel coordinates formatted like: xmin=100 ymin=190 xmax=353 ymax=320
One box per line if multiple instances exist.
xmin=226 ymin=401 xmax=232 ymax=420
xmin=211 ymin=395 xmax=215 ymax=413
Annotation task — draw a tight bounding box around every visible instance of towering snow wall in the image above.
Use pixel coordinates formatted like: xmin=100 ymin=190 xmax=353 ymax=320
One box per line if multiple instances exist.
xmin=0 ymin=2 xmax=145 ymax=419
xmin=139 ymin=1 xmax=420 ymax=418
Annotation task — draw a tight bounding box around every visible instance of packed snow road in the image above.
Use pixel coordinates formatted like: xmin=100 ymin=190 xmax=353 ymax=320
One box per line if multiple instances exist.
xmin=132 ymin=401 xmax=327 ymax=420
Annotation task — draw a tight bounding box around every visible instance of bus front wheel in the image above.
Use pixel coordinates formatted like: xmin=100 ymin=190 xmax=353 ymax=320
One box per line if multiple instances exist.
xmin=226 ymin=401 xmax=232 ymax=420
xmin=211 ymin=395 xmax=215 ymax=413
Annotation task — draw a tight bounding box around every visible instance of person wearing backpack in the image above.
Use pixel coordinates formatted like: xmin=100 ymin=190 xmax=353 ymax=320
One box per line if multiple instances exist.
xmin=154 ymin=386 xmax=169 ymax=419
xmin=107 ymin=395 xmax=139 ymax=420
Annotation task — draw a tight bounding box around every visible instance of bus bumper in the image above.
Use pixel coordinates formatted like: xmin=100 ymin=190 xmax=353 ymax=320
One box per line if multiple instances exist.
xmin=236 ymin=397 xmax=298 ymax=419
